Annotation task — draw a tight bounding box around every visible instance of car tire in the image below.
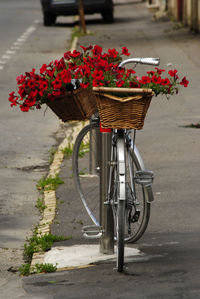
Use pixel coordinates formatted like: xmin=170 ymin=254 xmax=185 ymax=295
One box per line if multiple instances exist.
xmin=101 ymin=9 xmax=114 ymax=23
xmin=43 ymin=13 xmax=56 ymax=26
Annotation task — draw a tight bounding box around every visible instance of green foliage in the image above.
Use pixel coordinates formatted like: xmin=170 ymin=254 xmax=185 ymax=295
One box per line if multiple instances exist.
xmin=34 ymin=263 xmax=57 ymax=274
xmin=18 ymin=263 xmax=31 ymax=276
xmin=18 ymin=263 xmax=57 ymax=276
xmin=36 ymin=174 xmax=64 ymax=191
xmin=23 ymin=233 xmax=72 ymax=262
xmin=62 ymin=143 xmax=73 ymax=158
xmin=49 ymin=148 xmax=57 ymax=164
xmin=36 ymin=197 xmax=47 ymax=213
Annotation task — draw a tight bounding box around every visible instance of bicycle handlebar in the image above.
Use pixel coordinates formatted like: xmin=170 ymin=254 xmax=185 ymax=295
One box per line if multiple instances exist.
xmin=118 ymin=57 xmax=160 ymax=68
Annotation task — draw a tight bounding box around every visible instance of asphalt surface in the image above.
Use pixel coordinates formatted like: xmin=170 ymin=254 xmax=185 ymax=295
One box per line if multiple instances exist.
xmin=21 ymin=1 xmax=200 ymax=298
xmin=0 ymin=0 xmax=73 ymax=297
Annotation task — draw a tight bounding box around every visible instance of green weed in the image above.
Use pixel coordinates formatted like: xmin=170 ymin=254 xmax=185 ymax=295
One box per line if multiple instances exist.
xmin=36 ymin=197 xmax=47 ymax=213
xmin=33 ymin=263 xmax=57 ymax=274
xmin=18 ymin=263 xmax=31 ymax=276
xmin=49 ymin=148 xmax=57 ymax=164
xmin=36 ymin=174 xmax=64 ymax=191
xmin=23 ymin=233 xmax=72 ymax=262
xmin=62 ymin=144 xmax=73 ymax=158
xmin=18 ymin=263 xmax=57 ymax=276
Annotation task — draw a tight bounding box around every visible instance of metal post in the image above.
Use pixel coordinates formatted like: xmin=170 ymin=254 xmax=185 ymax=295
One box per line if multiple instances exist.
xmin=99 ymin=130 xmax=114 ymax=254
xmin=89 ymin=121 xmax=100 ymax=175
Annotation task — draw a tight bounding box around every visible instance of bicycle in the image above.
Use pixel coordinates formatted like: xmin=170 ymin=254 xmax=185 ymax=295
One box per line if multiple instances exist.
xmin=72 ymin=57 xmax=160 ymax=272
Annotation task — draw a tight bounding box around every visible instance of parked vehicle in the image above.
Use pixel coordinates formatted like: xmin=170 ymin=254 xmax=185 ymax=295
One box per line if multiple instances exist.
xmin=40 ymin=0 xmax=114 ymax=26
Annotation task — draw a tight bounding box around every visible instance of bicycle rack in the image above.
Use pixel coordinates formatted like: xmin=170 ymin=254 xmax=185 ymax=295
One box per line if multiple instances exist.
xmin=82 ymin=225 xmax=104 ymax=239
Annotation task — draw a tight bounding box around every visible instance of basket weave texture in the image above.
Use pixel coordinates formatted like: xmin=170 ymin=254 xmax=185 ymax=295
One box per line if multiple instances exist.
xmin=46 ymin=88 xmax=97 ymax=122
xmin=94 ymin=88 xmax=153 ymax=130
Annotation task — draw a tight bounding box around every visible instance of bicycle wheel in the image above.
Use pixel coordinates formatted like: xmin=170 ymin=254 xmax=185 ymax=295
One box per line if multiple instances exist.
xmin=110 ymin=139 xmax=151 ymax=245
xmin=124 ymin=143 xmax=151 ymax=243
xmin=117 ymin=200 xmax=126 ymax=272
xmin=72 ymin=122 xmax=100 ymax=225
xmin=109 ymin=134 xmax=126 ymax=272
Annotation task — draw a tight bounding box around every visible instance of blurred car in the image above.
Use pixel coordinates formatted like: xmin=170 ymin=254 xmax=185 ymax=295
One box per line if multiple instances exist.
xmin=40 ymin=0 xmax=114 ymax=26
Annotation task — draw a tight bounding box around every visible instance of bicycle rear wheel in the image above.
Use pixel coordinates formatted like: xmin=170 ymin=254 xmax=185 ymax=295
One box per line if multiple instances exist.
xmin=72 ymin=122 xmax=100 ymax=225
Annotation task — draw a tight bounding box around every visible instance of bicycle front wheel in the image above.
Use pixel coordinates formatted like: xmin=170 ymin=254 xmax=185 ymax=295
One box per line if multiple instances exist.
xmin=72 ymin=122 xmax=100 ymax=226
xmin=111 ymin=135 xmax=126 ymax=272
xmin=117 ymin=200 xmax=126 ymax=272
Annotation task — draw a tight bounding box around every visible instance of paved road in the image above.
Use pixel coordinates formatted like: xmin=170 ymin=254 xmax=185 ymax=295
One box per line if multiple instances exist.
xmin=0 ymin=0 xmax=73 ymax=297
xmin=23 ymin=1 xmax=200 ymax=298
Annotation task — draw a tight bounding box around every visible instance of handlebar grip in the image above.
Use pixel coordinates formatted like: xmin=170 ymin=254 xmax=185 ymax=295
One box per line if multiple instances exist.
xmin=118 ymin=57 xmax=160 ymax=67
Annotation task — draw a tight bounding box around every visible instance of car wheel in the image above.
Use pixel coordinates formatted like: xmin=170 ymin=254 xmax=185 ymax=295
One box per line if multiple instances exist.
xmin=43 ymin=13 xmax=56 ymax=26
xmin=101 ymin=9 xmax=114 ymax=23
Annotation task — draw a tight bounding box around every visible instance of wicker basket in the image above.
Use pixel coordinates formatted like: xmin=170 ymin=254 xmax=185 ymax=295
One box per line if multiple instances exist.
xmin=93 ymin=87 xmax=153 ymax=130
xmin=46 ymin=88 xmax=97 ymax=122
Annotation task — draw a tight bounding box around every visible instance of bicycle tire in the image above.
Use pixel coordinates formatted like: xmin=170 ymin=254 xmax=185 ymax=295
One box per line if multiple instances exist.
xmin=72 ymin=122 xmax=100 ymax=225
xmin=116 ymin=136 xmax=126 ymax=272
xmin=73 ymin=124 xmax=151 ymax=242
xmin=117 ymin=200 xmax=126 ymax=272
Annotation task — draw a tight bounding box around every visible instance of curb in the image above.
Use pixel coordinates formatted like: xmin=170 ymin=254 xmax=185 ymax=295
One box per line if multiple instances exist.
xmin=30 ymin=35 xmax=81 ymax=271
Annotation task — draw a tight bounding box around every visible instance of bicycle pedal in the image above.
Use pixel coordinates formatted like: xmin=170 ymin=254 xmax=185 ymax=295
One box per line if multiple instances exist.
xmin=82 ymin=225 xmax=103 ymax=239
xmin=135 ymin=170 xmax=154 ymax=185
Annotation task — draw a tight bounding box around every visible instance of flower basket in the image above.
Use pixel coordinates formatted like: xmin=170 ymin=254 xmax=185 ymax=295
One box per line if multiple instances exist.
xmin=93 ymin=87 xmax=153 ymax=130
xmin=46 ymin=88 xmax=97 ymax=122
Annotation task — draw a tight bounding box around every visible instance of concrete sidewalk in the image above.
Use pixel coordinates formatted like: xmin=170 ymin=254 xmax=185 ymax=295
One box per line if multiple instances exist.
xmin=23 ymin=1 xmax=200 ymax=298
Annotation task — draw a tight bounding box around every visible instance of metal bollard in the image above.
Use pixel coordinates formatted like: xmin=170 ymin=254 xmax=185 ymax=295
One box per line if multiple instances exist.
xmin=99 ymin=128 xmax=114 ymax=254
xmin=89 ymin=123 xmax=100 ymax=175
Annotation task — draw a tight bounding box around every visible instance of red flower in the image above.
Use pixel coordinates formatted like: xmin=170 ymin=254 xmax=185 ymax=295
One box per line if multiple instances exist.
xmin=64 ymin=51 xmax=71 ymax=60
xmin=80 ymin=82 xmax=89 ymax=88
xmin=40 ymin=64 xmax=47 ymax=74
xmin=139 ymin=76 xmax=151 ymax=85
xmin=16 ymin=75 xmax=25 ymax=84
xmin=147 ymin=71 xmax=155 ymax=76
xmin=18 ymin=85 xmax=26 ymax=97
xmin=39 ymin=79 xmax=48 ymax=90
xmin=129 ymin=81 xmax=140 ymax=88
xmin=155 ymin=68 xmax=165 ymax=75
xmin=121 ymin=47 xmax=130 ymax=56
xmin=52 ymin=78 xmax=62 ymax=89
xmin=92 ymin=45 xmax=102 ymax=56
xmin=180 ymin=76 xmax=189 ymax=87
xmin=116 ymin=80 xmax=125 ymax=87
xmin=168 ymin=69 xmax=178 ymax=78
xmin=59 ymin=69 xmax=72 ymax=84
xmin=20 ymin=104 xmax=30 ymax=112
xmin=161 ymin=78 xmax=170 ymax=86
xmin=151 ymin=75 xmax=162 ymax=84
xmin=46 ymin=69 xmax=55 ymax=78
xmin=9 ymin=45 xmax=189 ymax=112
xmin=80 ymin=45 xmax=93 ymax=52
xmin=92 ymin=70 xmax=104 ymax=81
xmin=69 ymin=50 xmax=81 ymax=58
xmin=108 ymin=48 xmax=118 ymax=59
xmin=27 ymin=80 xmax=36 ymax=89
